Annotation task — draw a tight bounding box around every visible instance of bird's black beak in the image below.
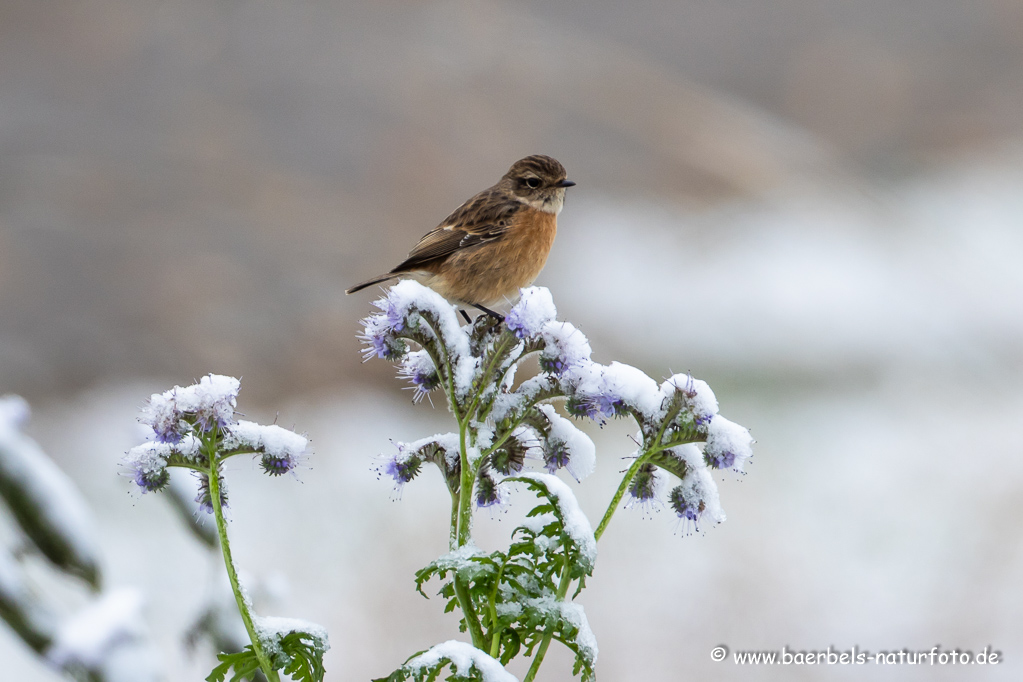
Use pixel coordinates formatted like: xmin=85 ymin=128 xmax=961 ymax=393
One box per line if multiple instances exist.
xmin=555 ymin=179 xmax=576 ymax=188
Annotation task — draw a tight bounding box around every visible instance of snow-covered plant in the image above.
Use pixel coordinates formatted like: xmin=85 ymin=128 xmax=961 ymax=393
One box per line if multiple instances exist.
xmin=0 ymin=395 xmax=161 ymax=682
xmin=125 ymin=375 xmax=328 ymax=682
xmin=361 ymin=282 xmax=754 ymax=682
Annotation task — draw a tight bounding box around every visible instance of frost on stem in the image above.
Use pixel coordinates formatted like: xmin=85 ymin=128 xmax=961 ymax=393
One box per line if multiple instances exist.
xmin=125 ymin=375 xmax=308 ymax=511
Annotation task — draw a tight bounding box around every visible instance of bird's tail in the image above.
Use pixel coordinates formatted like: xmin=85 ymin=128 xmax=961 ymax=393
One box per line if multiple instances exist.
xmin=345 ymin=273 xmax=399 ymax=295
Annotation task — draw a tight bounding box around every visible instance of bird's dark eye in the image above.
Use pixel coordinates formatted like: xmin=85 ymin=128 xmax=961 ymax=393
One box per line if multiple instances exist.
xmin=524 ymin=177 xmax=541 ymax=189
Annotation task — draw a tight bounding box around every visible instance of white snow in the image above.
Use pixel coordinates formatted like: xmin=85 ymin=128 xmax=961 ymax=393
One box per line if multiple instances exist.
xmin=537 ymin=404 xmax=595 ymax=481
xmin=406 ymin=640 xmax=517 ymax=682
xmin=677 ymin=467 xmax=726 ymax=528
xmin=385 ymin=280 xmax=470 ymax=355
xmin=516 ymin=473 xmax=597 ymax=567
xmin=558 ymin=601 xmax=598 ymax=664
xmin=667 ymin=443 xmax=704 ymax=470
xmin=599 ymin=362 xmax=663 ymax=419
xmin=224 ymin=421 xmax=308 ymax=458
xmin=539 ymin=321 xmax=593 ymax=372
xmin=505 ymin=287 xmax=557 ymax=338
xmin=140 ymin=375 xmax=240 ymax=434
xmin=124 ymin=441 xmax=173 ymax=477
xmin=252 ymin=615 xmax=329 ymax=654
xmin=704 ymin=415 xmax=753 ymax=472
xmin=47 ymin=588 xmax=147 ymax=669
xmin=661 ymin=374 xmax=719 ymax=420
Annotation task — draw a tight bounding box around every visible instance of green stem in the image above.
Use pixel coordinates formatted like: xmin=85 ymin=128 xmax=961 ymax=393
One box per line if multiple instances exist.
xmin=453 ymin=574 xmax=486 ymax=649
xmin=522 ymin=560 xmax=574 ymax=682
xmin=449 ymin=491 xmax=460 ymax=552
xmin=208 ymin=458 xmax=280 ymax=682
xmin=488 ymin=555 xmax=512 ymax=658
xmin=456 ymin=418 xmax=473 ymax=547
xmin=594 ymin=454 xmax=649 ymax=542
xmin=452 ymin=415 xmax=487 ymax=649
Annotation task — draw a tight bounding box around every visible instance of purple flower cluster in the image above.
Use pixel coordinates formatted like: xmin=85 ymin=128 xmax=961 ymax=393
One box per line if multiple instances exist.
xmin=667 ymin=468 xmax=724 ymax=534
xmin=140 ymin=374 xmax=240 ymax=443
xmin=126 ymin=376 xmax=308 ymax=508
xmin=504 ymin=287 xmax=557 ymax=339
xmin=625 ymin=463 xmax=662 ymax=510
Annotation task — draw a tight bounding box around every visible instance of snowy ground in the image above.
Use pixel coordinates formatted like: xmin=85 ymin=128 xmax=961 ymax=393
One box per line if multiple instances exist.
xmin=2 ymin=150 xmax=1021 ymax=681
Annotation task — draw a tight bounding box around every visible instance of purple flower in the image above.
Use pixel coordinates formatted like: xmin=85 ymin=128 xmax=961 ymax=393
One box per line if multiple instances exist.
xmin=376 ymin=443 xmax=424 ymax=497
xmin=384 ymin=456 xmax=422 ymax=484
xmin=133 ymin=466 xmax=170 ymax=493
xmin=669 ymin=484 xmax=705 ymax=528
xmin=706 ymin=450 xmax=736 ymax=469
xmin=668 ymin=468 xmax=725 ymax=534
xmin=195 ymin=473 xmax=228 ymax=515
xmin=626 ymin=463 xmax=661 ymax=507
xmin=475 ymin=473 xmax=506 ymax=509
xmin=505 ymin=287 xmax=556 ymax=339
xmin=489 ymin=440 xmax=527 ymax=476
xmin=399 ymin=351 xmax=441 ymax=403
xmin=260 ymin=453 xmax=299 ymax=476
xmin=359 ymin=320 xmax=408 ymax=361
xmin=542 ymin=441 xmax=571 ymax=474
xmin=566 ymin=394 xmax=624 ymax=422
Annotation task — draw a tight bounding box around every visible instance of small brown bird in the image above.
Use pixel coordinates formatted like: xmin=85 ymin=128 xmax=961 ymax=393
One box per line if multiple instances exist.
xmin=346 ymin=155 xmax=574 ymax=322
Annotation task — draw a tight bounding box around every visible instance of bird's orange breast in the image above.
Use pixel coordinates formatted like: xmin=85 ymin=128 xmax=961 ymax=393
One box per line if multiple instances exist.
xmin=426 ymin=208 xmax=558 ymax=307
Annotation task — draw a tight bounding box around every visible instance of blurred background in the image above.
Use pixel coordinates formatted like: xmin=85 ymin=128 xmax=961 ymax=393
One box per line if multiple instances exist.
xmin=2 ymin=0 xmax=1022 ymax=679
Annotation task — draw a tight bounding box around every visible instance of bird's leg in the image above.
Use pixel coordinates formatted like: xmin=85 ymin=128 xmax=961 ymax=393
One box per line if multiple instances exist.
xmin=460 ymin=310 xmax=473 ymax=325
xmin=473 ymin=304 xmax=505 ymax=323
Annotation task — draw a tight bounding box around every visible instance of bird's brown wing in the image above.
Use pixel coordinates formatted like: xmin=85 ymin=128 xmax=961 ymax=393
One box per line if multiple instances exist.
xmin=391 ymin=190 xmax=524 ymax=272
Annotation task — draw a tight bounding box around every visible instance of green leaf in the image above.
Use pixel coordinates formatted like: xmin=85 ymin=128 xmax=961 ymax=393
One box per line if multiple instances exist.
xmin=206 ymin=647 xmax=262 ymax=682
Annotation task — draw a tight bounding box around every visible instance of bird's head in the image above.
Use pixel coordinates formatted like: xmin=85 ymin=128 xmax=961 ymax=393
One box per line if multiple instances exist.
xmin=502 ymin=155 xmax=575 ymax=215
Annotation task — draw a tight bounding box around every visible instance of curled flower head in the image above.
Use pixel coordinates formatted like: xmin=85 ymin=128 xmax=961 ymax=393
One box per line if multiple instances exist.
xmin=376 ymin=295 xmax=408 ymax=333
xmin=376 ymin=440 xmax=427 ymax=497
xmin=668 ymin=468 xmax=725 ymax=534
xmin=384 ymin=454 xmax=422 ymax=485
xmin=134 ymin=464 xmax=170 ymax=493
xmin=475 ymin=471 xmax=507 ymax=509
xmin=542 ymin=440 xmax=571 ymax=475
xmin=124 ymin=441 xmax=173 ymax=493
xmin=539 ymin=321 xmax=592 ymax=376
xmin=359 ymin=316 xmax=409 ymax=361
xmin=535 ymin=404 xmax=596 ymax=482
xmin=704 ymin=415 xmax=753 ymax=473
xmin=669 ymin=485 xmax=704 ymax=523
xmin=489 ymin=438 xmax=528 ymax=476
xmin=505 ymin=287 xmax=557 ymax=339
xmin=625 ymin=462 xmax=664 ymax=511
xmin=666 ymin=373 xmax=718 ymax=427
xmin=566 ymin=393 xmax=624 ymax=422
xmin=399 ymin=351 xmax=441 ymax=403
xmin=195 ymin=472 xmax=227 ymax=515
xmin=260 ymin=453 xmax=299 ymax=476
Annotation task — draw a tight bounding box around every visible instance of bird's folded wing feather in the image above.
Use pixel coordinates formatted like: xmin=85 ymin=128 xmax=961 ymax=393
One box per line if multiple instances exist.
xmin=391 ymin=191 xmax=523 ymax=272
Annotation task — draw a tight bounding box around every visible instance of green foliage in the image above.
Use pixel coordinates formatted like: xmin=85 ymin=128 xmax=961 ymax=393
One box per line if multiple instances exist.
xmin=207 ymin=647 xmax=262 ymax=682
xmin=372 ymin=652 xmax=486 ymax=682
xmin=206 ymin=631 xmax=327 ymax=682
xmin=414 ymin=477 xmax=596 ymax=680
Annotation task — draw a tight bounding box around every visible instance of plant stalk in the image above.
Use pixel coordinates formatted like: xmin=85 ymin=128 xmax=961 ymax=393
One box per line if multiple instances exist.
xmin=207 ymin=458 xmax=280 ymax=682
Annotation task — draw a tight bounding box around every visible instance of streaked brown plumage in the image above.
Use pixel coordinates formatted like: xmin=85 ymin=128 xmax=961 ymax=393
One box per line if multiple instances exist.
xmin=346 ymin=155 xmax=574 ymax=317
